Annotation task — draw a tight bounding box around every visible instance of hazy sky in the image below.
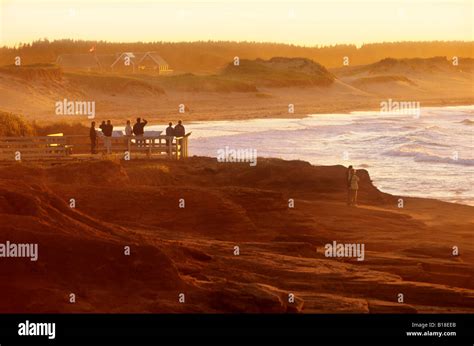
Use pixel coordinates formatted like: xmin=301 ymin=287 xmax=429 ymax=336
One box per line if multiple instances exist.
xmin=0 ymin=0 xmax=472 ymax=47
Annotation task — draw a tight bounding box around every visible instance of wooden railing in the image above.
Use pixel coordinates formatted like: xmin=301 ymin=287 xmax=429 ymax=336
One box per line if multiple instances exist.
xmin=0 ymin=133 xmax=191 ymax=161
xmin=0 ymin=136 xmax=71 ymax=160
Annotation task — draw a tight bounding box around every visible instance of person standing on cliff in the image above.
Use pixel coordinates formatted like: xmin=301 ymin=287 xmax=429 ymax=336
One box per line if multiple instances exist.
xmin=349 ymin=168 xmax=360 ymax=206
xmin=103 ymin=120 xmax=114 ymax=154
xmin=174 ymin=120 xmax=185 ymax=137
xmin=174 ymin=120 xmax=186 ymax=150
xmin=165 ymin=122 xmax=174 ymax=148
xmin=133 ymin=118 xmax=148 ymax=136
xmin=347 ymin=165 xmax=353 ymax=206
xmin=89 ymin=121 xmax=97 ymax=154
xmin=133 ymin=117 xmax=148 ymax=147
xmin=125 ymin=120 xmax=133 ymax=136
xmin=99 ymin=120 xmax=106 ymax=134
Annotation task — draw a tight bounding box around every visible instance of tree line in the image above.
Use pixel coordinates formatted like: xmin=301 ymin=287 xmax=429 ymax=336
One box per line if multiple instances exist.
xmin=1 ymin=39 xmax=473 ymax=72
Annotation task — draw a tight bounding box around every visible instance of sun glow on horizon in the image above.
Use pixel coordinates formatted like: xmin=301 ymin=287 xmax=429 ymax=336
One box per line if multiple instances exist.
xmin=0 ymin=0 xmax=472 ymax=47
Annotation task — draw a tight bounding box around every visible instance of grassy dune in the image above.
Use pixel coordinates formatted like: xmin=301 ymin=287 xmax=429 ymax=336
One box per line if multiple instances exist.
xmin=223 ymin=57 xmax=335 ymax=87
xmin=0 ymin=111 xmax=88 ymax=136
xmin=0 ymin=111 xmax=35 ymax=136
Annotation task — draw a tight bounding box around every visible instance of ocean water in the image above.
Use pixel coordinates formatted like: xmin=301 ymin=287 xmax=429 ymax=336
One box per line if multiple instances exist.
xmin=150 ymin=105 xmax=474 ymax=205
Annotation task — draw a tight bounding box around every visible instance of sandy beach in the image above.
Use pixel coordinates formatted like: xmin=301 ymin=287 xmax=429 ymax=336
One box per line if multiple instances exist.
xmin=1 ymin=56 xmax=473 ymax=124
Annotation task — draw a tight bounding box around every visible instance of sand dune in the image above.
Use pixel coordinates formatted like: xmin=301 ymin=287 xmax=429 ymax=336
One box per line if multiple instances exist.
xmin=332 ymin=57 xmax=474 ymax=98
xmin=0 ymin=157 xmax=472 ymax=313
xmin=0 ymin=56 xmax=472 ymax=123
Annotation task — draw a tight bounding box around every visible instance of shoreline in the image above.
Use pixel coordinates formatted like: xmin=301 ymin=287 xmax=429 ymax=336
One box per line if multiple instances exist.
xmin=181 ymin=104 xmax=473 ymax=207
xmin=182 ymin=100 xmax=474 ymax=124
xmin=4 ymin=87 xmax=473 ymax=124
xmin=97 ymin=97 xmax=474 ymax=124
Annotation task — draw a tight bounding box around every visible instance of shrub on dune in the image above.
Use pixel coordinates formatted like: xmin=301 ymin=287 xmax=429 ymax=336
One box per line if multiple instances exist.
xmin=0 ymin=111 xmax=35 ymax=136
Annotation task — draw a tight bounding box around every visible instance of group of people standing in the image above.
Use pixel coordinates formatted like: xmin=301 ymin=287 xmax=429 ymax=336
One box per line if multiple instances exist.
xmin=346 ymin=165 xmax=360 ymax=206
xmin=89 ymin=118 xmax=185 ymax=154
xmin=89 ymin=120 xmax=360 ymax=207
